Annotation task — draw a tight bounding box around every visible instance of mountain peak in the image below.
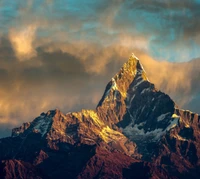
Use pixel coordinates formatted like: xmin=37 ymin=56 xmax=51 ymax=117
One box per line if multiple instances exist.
xmin=113 ymin=53 xmax=149 ymax=94
xmin=97 ymin=54 xmax=149 ymax=109
xmin=114 ymin=53 xmax=144 ymax=78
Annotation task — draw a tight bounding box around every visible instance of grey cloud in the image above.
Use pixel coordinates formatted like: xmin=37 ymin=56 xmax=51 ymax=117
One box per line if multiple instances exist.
xmin=0 ymin=45 xmax=112 ymax=135
xmin=128 ymin=0 xmax=199 ymax=11
xmin=125 ymin=0 xmax=200 ymax=39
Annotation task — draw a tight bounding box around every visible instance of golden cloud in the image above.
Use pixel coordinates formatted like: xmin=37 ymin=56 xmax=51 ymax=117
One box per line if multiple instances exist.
xmin=9 ymin=25 xmax=37 ymax=61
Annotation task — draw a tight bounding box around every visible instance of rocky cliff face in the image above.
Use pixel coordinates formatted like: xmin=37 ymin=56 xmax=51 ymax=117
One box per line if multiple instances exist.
xmin=0 ymin=54 xmax=199 ymax=179
xmin=97 ymin=54 xmax=178 ymax=159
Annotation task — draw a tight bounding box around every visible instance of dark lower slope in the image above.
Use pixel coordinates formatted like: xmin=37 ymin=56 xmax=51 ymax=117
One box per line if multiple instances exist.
xmin=0 ymin=160 xmax=44 ymax=179
xmin=0 ymin=144 xmax=170 ymax=179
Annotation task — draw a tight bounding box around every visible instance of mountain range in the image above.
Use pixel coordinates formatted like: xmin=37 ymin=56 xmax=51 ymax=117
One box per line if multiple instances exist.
xmin=0 ymin=54 xmax=199 ymax=179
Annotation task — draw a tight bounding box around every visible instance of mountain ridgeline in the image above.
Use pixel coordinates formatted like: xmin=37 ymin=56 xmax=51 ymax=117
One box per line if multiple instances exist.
xmin=0 ymin=54 xmax=200 ymax=179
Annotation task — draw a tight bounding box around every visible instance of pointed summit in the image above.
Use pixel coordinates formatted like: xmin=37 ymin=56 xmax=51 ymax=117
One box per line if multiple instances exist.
xmin=96 ymin=54 xmax=151 ymax=125
xmin=97 ymin=54 xmax=149 ymax=108
xmin=114 ymin=54 xmax=149 ymax=95
xmin=113 ymin=53 xmax=149 ymax=85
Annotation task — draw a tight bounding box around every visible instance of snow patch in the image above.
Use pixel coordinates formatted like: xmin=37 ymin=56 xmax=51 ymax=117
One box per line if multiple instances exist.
xmin=101 ymin=78 xmax=119 ymax=101
xmin=132 ymin=79 xmax=144 ymax=89
xmin=131 ymin=53 xmax=139 ymax=61
xmin=152 ymin=106 xmax=156 ymax=111
xmin=157 ymin=112 xmax=171 ymax=122
xmin=123 ymin=123 xmax=165 ymax=142
xmin=141 ymin=88 xmax=150 ymax=94
xmin=140 ymin=106 xmax=146 ymax=113
xmin=126 ymin=94 xmax=135 ymax=108
xmin=33 ymin=116 xmax=52 ymax=137
xmin=166 ymin=117 xmax=179 ymax=131
xmin=122 ymin=113 xmax=180 ymax=142
xmin=111 ymin=78 xmax=118 ymax=90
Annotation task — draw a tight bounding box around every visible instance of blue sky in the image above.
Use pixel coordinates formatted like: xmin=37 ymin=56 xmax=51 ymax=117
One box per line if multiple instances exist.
xmin=0 ymin=0 xmax=200 ymax=137
xmin=1 ymin=0 xmax=200 ymax=61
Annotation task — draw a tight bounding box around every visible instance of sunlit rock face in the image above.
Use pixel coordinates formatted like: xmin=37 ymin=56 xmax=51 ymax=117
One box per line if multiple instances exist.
xmin=11 ymin=109 xmax=136 ymax=156
xmin=0 ymin=54 xmax=200 ymax=179
xmin=97 ymin=54 xmax=147 ymax=125
xmin=97 ymin=54 xmax=177 ymax=158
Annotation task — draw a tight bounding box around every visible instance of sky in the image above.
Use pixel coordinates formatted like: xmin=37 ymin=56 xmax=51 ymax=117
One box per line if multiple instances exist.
xmin=0 ymin=0 xmax=200 ymax=137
